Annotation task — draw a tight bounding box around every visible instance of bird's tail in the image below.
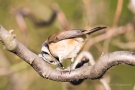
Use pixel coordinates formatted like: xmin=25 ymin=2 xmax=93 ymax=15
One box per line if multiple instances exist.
xmin=85 ymin=26 xmax=107 ymax=35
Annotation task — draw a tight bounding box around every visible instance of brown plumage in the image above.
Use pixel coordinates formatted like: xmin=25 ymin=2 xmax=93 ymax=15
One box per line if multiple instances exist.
xmin=48 ymin=26 xmax=106 ymax=43
xmin=40 ymin=26 xmax=107 ymax=68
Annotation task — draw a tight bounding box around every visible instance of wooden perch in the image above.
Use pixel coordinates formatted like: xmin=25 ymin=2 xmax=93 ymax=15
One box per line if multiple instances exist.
xmin=0 ymin=25 xmax=135 ymax=82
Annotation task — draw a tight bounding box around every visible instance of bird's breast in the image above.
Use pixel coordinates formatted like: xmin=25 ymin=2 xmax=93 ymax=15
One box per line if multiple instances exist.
xmin=48 ymin=37 xmax=85 ymax=62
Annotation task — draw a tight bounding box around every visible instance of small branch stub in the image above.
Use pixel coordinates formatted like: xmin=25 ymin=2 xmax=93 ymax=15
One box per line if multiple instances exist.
xmin=0 ymin=26 xmax=16 ymax=51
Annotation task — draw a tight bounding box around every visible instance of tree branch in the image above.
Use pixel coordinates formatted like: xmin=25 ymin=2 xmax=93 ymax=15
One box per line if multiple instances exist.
xmin=0 ymin=25 xmax=135 ymax=82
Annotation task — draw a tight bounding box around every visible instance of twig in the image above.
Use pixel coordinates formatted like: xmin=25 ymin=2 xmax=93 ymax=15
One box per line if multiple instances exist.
xmin=51 ymin=3 xmax=70 ymax=30
xmin=112 ymin=40 xmax=135 ymax=49
xmin=83 ymin=0 xmax=91 ymax=27
xmin=102 ymin=0 xmax=123 ymax=53
xmin=14 ymin=7 xmax=57 ymax=27
xmin=15 ymin=9 xmax=28 ymax=46
xmin=113 ymin=0 xmax=124 ymax=27
xmin=83 ymin=23 xmax=134 ymax=51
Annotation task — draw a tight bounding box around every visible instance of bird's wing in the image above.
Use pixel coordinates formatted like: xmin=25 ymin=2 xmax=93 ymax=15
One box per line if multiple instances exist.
xmin=47 ymin=26 xmax=106 ymax=43
xmin=48 ymin=29 xmax=86 ymax=43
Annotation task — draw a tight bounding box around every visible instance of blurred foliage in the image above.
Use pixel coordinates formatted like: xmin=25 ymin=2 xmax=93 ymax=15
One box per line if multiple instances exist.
xmin=0 ymin=0 xmax=135 ymax=90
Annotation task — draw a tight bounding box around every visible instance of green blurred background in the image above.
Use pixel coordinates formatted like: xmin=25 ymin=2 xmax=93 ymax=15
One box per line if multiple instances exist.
xmin=0 ymin=0 xmax=135 ymax=90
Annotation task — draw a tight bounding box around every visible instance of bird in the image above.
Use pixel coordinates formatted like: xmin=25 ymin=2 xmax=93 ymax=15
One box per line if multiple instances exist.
xmin=38 ymin=26 xmax=106 ymax=69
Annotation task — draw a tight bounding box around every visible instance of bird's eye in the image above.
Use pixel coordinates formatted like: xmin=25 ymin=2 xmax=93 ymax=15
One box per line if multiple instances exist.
xmin=42 ymin=51 xmax=49 ymax=55
xmin=50 ymin=61 xmax=54 ymax=63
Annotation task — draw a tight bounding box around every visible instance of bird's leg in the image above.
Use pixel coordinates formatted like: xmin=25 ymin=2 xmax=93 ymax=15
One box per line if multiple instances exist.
xmin=67 ymin=57 xmax=75 ymax=73
xmin=71 ymin=57 xmax=75 ymax=62
xmin=56 ymin=57 xmax=64 ymax=75
xmin=56 ymin=61 xmax=64 ymax=75
xmin=56 ymin=57 xmax=64 ymax=68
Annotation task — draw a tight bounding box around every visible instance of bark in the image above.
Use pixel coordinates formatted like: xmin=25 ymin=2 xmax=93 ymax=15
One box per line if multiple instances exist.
xmin=0 ymin=25 xmax=135 ymax=82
